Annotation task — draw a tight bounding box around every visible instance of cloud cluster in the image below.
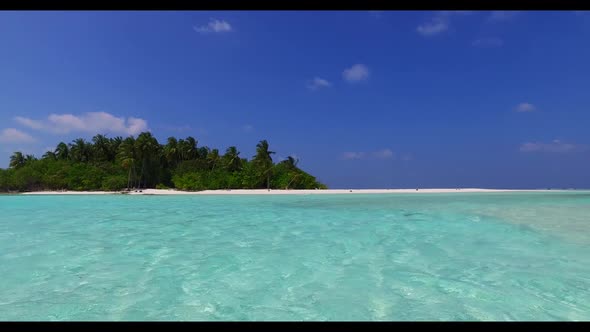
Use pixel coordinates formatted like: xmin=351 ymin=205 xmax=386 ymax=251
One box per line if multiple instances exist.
xmin=515 ymin=102 xmax=536 ymax=112
xmin=307 ymin=64 xmax=369 ymax=90
xmin=341 ymin=152 xmax=365 ymax=160
xmin=342 ymin=64 xmax=369 ymax=83
xmin=307 ymin=77 xmax=332 ymax=90
xmin=418 ymin=11 xmax=518 ymax=38
xmin=520 ymin=140 xmax=584 ymax=153
xmin=341 ymin=149 xmax=394 ymax=160
xmin=14 ymin=112 xmax=149 ymax=136
xmin=417 ymin=11 xmax=472 ymax=36
xmin=373 ymin=148 xmax=394 ymax=159
xmin=0 ymin=128 xmax=36 ymax=143
xmin=417 ymin=17 xmax=449 ymax=36
xmin=194 ymin=19 xmax=232 ymax=34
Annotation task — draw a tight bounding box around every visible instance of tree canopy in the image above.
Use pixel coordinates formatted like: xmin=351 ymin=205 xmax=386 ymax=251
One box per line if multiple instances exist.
xmin=0 ymin=133 xmax=327 ymax=192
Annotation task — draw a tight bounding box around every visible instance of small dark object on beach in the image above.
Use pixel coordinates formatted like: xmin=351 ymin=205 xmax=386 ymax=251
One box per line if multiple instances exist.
xmin=416 ymin=188 xmax=419 ymax=191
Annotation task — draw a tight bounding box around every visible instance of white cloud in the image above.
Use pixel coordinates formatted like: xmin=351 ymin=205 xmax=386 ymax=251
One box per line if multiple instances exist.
xmin=472 ymin=38 xmax=504 ymax=48
xmin=342 ymin=149 xmax=394 ymax=160
xmin=343 ymin=64 xmax=369 ymax=83
xmin=341 ymin=152 xmax=366 ymax=160
xmin=401 ymin=155 xmax=413 ymax=161
xmin=14 ymin=112 xmax=149 ymax=136
xmin=194 ymin=19 xmax=232 ymax=34
xmin=417 ymin=18 xmax=449 ymax=36
xmin=417 ymin=11 xmax=472 ymax=37
xmin=242 ymin=124 xmax=254 ymax=133
xmin=0 ymin=128 xmax=36 ymax=143
xmin=307 ymin=77 xmax=332 ymax=90
xmin=488 ymin=11 xmax=519 ymax=21
xmin=14 ymin=116 xmax=44 ymax=129
xmin=372 ymin=149 xmax=394 ymax=159
xmin=520 ymin=140 xmax=584 ymax=153
xmin=515 ymin=102 xmax=536 ymax=112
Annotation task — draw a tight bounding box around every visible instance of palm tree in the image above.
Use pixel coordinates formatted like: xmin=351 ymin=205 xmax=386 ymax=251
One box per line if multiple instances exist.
xmin=108 ymin=136 xmax=123 ymax=162
xmin=164 ymin=137 xmax=179 ymax=167
xmin=54 ymin=142 xmax=69 ymax=160
xmin=186 ymin=136 xmax=199 ymax=160
xmin=42 ymin=151 xmax=57 ymax=160
xmin=176 ymin=137 xmax=198 ymax=161
xmin=253 ymin=140 xmax=275 ymax=189
xmin=207 ymin=149 xmax=220 ymax=171
xmin=92 ymin=134 xmax=110 ymax=162
xmin=176 ymin=139 xmax=185 ymax=161
xmin=135 ymin=132 xmax=161 ymax=188
xmin=70 ymin=138 xmax=90 ymax=162
xmin=223 ymin=146 xmax=242 ymax=172
xmin=118 ymin=136 xmax=137 ymax=189
xmin=197 ymin=146 xmax=209 ymax=160
xmin=283 ymin=156 xmax=299 ymax=170
xmin=185 ymin=136 xmax=198 ymax=160
xmin=254 ymin=140 xmax=275 ymax=162
xmin=281 ymin=156 xmax=301 ymax=189
xmin=9 ymin=152 xmax=25 ymax=169
xmin=24 ymin=154 xmax=37 ymax=164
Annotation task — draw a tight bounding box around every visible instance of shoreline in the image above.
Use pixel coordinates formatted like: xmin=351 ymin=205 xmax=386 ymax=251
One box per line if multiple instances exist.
xmin=17 ymin=188 xmax=579 ymax=195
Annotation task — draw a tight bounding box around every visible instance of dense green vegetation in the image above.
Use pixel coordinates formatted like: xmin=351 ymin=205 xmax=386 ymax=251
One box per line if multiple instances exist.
xmin=0 ymin=133 xmax=327 ymax=192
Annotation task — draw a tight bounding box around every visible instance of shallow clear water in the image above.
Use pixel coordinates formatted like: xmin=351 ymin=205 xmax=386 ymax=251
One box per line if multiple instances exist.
xmin=1 ymin=192 xmax=590 ymax=321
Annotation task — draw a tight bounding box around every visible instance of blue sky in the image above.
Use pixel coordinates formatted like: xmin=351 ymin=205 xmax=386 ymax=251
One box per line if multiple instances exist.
xmin=1 ymin=11 xmax=589 ymax=188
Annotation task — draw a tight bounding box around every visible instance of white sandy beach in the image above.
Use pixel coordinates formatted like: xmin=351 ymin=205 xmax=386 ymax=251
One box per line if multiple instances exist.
xmin=20 ymin=188 xmax=560 ymax=195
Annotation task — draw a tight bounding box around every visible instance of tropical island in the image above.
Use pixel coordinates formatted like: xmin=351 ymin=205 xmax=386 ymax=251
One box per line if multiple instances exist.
xmin=0 ymin=132 xmax=327 ymax=192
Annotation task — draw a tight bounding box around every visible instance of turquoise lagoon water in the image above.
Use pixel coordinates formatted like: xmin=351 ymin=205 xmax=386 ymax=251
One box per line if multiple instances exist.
xmin=1 ymin=192 xmax=590 ymax=321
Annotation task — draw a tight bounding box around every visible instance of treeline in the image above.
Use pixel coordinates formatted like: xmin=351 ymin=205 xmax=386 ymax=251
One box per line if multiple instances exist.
xmin=0 ymin=132 xmax=327 ymax=192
